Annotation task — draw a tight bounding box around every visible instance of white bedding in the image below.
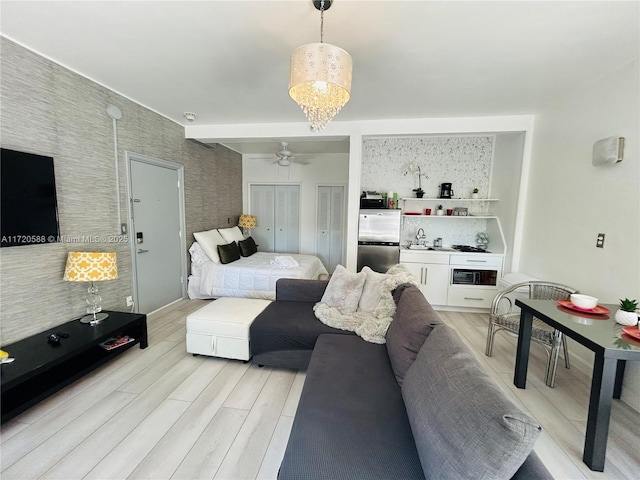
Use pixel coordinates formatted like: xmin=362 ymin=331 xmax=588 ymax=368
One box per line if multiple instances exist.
xmin=188 ymin=251 xmax=328 ymax=300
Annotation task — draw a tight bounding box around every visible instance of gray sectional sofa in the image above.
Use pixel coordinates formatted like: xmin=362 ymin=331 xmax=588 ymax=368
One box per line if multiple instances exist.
xmin=250 ymin=278 xmax=552 ymax=479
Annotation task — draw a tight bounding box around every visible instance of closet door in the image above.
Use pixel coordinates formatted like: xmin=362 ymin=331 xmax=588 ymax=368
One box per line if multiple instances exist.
xmin=316 ymin=185 xmax=344 ymax=272
xmin=328 ymin=186 xmax=344 ymax=270
xmin=250 ymin=185 xmax=275 ymax=251
xmin=275 ymin=185 xmax=300 ymax=253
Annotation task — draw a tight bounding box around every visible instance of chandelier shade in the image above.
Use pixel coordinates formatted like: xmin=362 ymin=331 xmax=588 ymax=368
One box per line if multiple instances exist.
xmin=289 ymin=1 xmax=352 ymax=132
xmin=289 ymin=43 xmax=352 ymax=132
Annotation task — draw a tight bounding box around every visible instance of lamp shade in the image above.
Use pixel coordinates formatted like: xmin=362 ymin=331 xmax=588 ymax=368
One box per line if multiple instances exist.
xmin=238 ymin=215 xmax=257 ymax=229
xmin=63 ymin=252 xmax=118 ymax=282
xmin=289 ymin=42 xmax=352 ymax=132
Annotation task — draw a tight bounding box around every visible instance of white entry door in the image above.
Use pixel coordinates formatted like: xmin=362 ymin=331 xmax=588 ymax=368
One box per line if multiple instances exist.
xmin=128 ymin=153 xmax=186 ymax=313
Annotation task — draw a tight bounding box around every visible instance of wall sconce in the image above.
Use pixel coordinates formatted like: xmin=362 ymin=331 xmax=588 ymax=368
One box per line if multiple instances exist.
xmin=592 ymin=136 xmax=624 ymax=166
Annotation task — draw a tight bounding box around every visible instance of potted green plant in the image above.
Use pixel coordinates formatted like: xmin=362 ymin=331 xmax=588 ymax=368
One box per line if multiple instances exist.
xmin=615 ymin=298 xmax=639 ymax=326
xmin=436 ymin=204 xmax=444 ymax=216
xmin=413 ymin=187 xmax=424 ymax=198
xmin=471 ymin=188 xmax=479 ymax=199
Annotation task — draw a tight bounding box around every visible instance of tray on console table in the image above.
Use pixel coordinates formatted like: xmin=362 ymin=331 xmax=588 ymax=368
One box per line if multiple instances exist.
xmin=1 ymin=311 xmax=147 ymax=423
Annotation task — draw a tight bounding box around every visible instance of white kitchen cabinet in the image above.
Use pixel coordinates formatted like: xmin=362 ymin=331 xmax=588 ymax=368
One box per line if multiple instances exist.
xmin=400 ymin=251 xmax=449 ymax=306
xmin=446 ymin=286 xmax=497 ymax=309
xmin=400 ymin=250 xmax=503 ymax=310
xmin=250 ymin=184 xmax=299 ymax=253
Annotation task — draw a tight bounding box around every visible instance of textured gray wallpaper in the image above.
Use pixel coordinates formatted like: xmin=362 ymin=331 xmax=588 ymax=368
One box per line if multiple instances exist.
xmin=0 ymin=38 xmax=242 ymax=344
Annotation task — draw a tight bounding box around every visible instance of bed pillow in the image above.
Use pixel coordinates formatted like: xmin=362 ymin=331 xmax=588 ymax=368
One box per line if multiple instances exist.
xmin=357 ymin=266 xmax=387 ymax=312
xmin=320 ymin=264 xmax=366 ymax=314
xmin=218 ymin=226 xmax=245 ymax=244
xmin=217 ymin=242 xmax=241 ymax=264
xmin=402 ymin=324 xmax=542 ymax=479
xmin=238 ymin=236 xmax=258 ymax=257
xmin=188 ymin=242 xmax=210 ymax=266
xmin=193 ymin=229 xmax=227 ymax=263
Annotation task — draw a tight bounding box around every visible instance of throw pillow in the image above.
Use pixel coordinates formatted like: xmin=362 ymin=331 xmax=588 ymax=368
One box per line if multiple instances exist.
xmin=320 ymin=264 xmax=366 ymax=314
xmin=238 ymin=236 xmax=258 ymax=257
xmin=217 ymin=241 xmax=241 ymax=264
xmin=402 ymin=325 xmax=542 ymax=479
xmin=357 ymin=266 xmax=387 ymax=312
xmin=386 ymin=285 xmax=442 ymax=385
xmin=193 ymin=229 xmax=226 ymax=263
xmin=218 ymin=226 xmax=245 ymax=243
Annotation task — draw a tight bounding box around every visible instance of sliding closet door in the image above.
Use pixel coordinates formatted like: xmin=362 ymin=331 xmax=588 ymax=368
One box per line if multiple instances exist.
xmin=249 ymin=184 xmax=299 ymax=253
xmin=275 ymin=185 xmax=300 ymax=253
xmin=250 ymin=185 xmax=276 ymax=251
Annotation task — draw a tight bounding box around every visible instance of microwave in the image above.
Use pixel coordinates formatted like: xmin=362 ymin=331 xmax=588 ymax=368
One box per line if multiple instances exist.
xmin=452 ymin=268 xmax=497 ymax=286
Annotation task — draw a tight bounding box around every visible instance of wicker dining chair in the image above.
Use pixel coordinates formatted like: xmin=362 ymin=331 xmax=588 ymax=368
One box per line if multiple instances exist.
xmin=485 ymin=281 xmax=579 ymax=388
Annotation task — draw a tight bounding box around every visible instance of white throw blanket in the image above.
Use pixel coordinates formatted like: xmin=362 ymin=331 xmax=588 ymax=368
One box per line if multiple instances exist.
xmin=313 ymin=264 xmax=419 ymax=344
xmin=270 ymin=256 xmax=300 ymax=268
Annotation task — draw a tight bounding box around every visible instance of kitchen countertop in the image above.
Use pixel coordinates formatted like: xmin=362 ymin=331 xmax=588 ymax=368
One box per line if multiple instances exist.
xmin=401 ymin=246 xmax=505 ymax=256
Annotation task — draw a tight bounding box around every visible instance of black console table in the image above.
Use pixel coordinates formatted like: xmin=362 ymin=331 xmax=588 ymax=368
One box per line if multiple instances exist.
xmin=1 ymin=311 xmax=147 ymax=423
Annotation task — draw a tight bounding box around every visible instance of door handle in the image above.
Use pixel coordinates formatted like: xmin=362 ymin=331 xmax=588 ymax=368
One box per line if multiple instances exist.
xmin=137 ymin=249 xmax=149 ymax=254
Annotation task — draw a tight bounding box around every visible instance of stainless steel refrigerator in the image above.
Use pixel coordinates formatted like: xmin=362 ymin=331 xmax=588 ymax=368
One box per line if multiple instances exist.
xmin=357 ymin=209 xmax=401 ymax=273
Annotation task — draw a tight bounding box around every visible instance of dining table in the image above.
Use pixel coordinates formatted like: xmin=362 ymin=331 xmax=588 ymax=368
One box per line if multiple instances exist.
xmin=513 ymin=298 xmax=640 ymax=472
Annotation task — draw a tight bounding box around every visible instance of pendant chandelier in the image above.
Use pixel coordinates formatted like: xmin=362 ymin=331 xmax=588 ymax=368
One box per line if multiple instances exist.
xmin=289 ymin=0 xmax=352 ymax=132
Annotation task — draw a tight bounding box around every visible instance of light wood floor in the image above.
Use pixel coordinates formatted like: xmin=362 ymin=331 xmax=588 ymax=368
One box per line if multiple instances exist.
xmin=1 ymin=299 xmax=638 ymax=479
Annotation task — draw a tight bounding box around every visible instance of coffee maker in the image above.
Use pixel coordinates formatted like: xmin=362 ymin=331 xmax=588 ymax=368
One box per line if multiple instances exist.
xmin=439 ymin=183 xmax=454 ymax=198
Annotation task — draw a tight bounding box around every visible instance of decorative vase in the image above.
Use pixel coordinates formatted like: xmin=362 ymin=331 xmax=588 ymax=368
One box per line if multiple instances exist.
xmin=436 ymin=210 xmax=444 ymax=216
xmin=615 ymin=309 xmax=638 ymax=326
xmin=416 ymin=192 xmax=424 ymax=198
xmin=471 ymin=193 xmax=479 ymax=199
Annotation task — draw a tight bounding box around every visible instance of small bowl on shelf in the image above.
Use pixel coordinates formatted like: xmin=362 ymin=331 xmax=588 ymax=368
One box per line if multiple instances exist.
xmin=570 ymin=294 xmax=598 ymax=310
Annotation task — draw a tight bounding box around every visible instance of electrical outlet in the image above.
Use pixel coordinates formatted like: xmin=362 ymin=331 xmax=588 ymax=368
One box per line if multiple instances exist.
xmin=126 ymin=295 xmax=134 ymax=306
xmin=596 ymin=233 xmax=605 ymax=248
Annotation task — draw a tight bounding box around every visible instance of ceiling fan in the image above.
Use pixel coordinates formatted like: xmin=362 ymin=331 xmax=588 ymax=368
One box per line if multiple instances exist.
xmin=270 ymin=142 xmax=312 ymax=167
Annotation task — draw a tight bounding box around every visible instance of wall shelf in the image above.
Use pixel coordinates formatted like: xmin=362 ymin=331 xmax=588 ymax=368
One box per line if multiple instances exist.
xmin=402 ymin=215 xmax=498 ymax=219
xmin=401 ymin=198 xmax=499 ymax=202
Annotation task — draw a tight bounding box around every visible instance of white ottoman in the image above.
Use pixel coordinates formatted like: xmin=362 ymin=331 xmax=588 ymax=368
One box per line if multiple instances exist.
xmin=186 ymin=298 xmax=271 ymax=360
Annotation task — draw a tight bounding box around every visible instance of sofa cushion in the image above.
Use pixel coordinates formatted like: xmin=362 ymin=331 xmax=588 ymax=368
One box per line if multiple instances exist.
xmin=386 ymin=285 xmax=442 ymax=385
xmin=402 ymin=324 xmax=542 ymax=479
xmin=279 ymin=334 xmax=425 ymax=480
xmin=357 ymin=266 xmax=387 ymax=312
xmin=250 ymin=300 xmax=355 ymax=364
xmin=319 ymin=264 xmax=365 ymax=314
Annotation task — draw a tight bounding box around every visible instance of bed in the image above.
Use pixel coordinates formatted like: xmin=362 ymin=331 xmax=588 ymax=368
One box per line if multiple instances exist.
xmin=187 ymin=235 xmax=328 ymax=300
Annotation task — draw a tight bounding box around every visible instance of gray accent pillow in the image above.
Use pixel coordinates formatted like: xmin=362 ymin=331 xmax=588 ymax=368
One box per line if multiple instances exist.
xmin=217 ymin=241 xmax=240 ymax=264
xmin=386 ymin=285 xmax=441 ymax=385
xmin=402 ymin=325 xmax=542 ymax=479
xmin=238 ymin=236 xmax=257 ymax=257
xmin=320 ymin=264 xmax=366 ymax=314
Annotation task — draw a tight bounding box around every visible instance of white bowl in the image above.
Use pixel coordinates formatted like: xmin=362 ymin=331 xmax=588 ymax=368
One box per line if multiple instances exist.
xmin=570 ymin=294 xmax=598 ymax=310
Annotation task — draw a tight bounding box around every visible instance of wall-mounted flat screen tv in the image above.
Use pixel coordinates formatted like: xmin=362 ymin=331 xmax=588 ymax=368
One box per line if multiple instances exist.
xmin=1 ymin=148 xmax=60 ymax=247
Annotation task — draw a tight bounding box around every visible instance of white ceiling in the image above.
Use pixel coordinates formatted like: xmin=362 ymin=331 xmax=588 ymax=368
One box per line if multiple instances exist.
xmin=1 ymin=1 xmax=638 ymax=154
